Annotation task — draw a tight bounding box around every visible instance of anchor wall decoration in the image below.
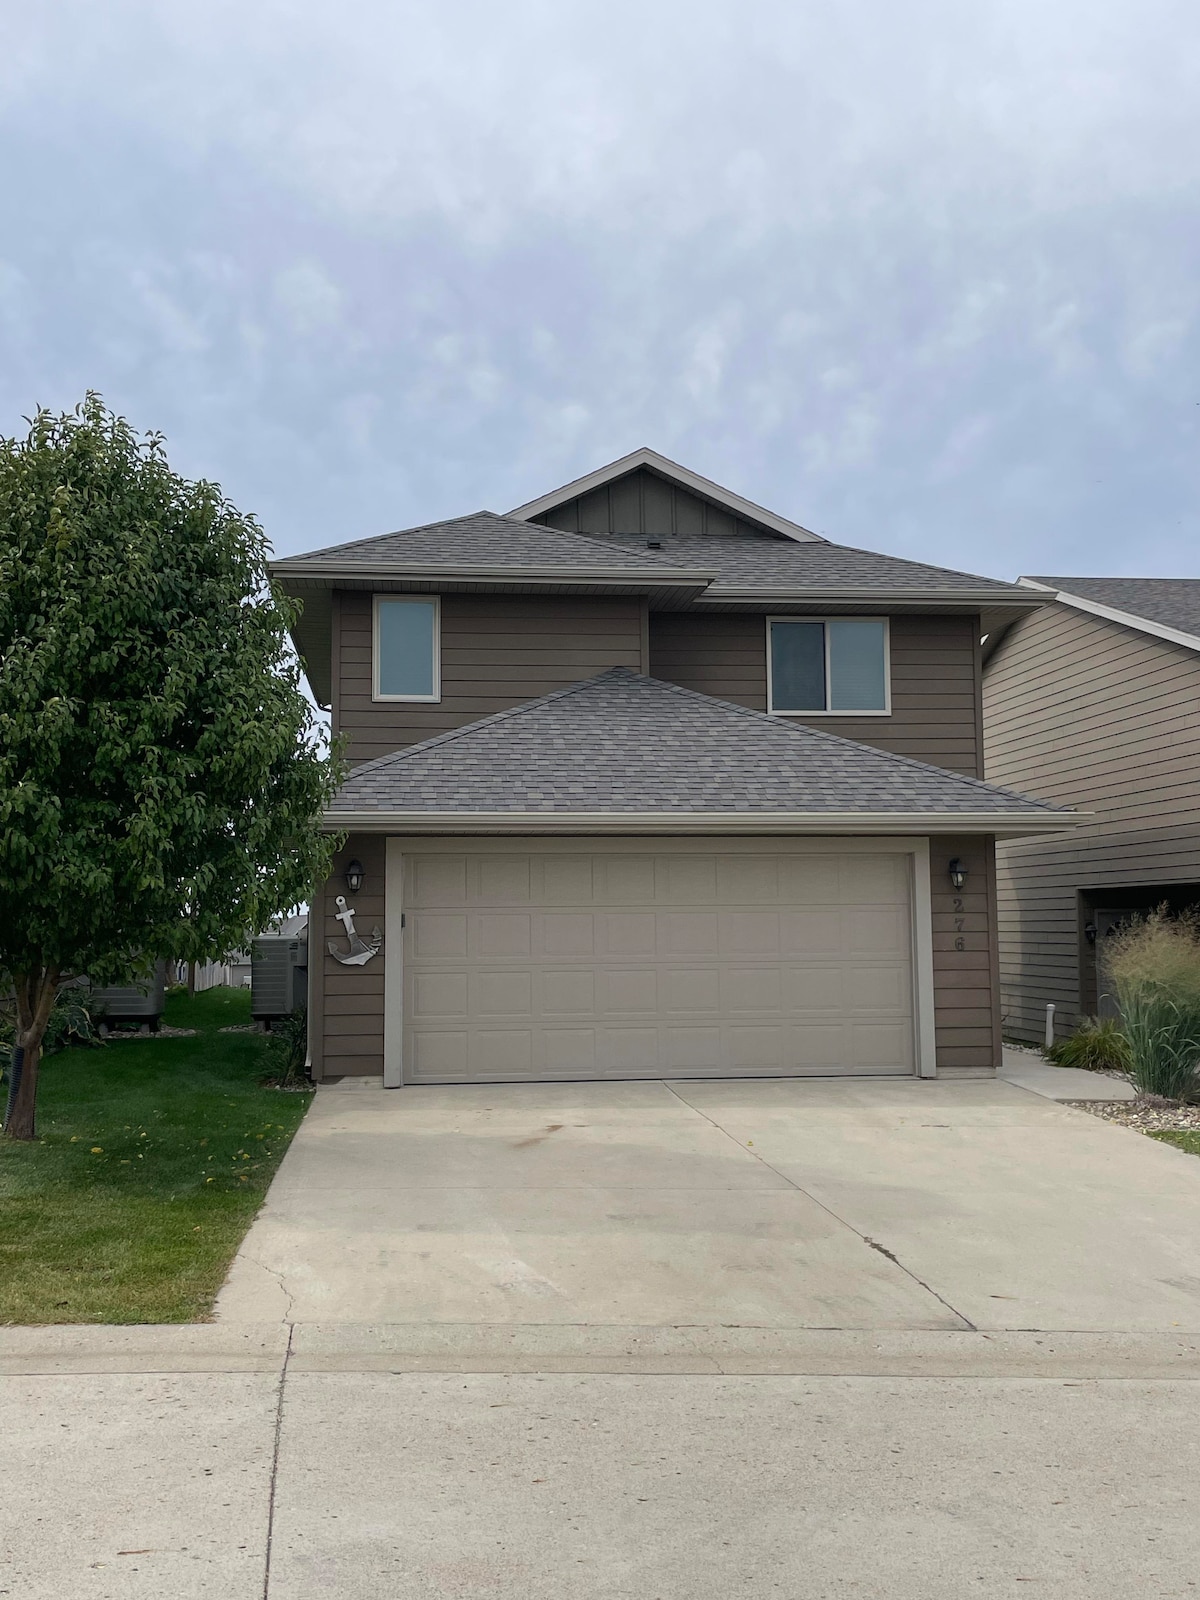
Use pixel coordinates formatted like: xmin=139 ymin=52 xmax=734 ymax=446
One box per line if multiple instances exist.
xmin=328 ymin=895 xmax=383 ymax=966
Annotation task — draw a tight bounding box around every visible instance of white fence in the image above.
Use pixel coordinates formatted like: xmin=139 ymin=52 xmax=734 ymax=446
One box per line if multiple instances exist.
xmin=172 ymin=957 xmax=252 ymax=992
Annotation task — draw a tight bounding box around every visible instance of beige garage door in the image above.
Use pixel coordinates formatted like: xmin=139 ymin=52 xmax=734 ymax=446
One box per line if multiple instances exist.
xmin=400 ymin=846 xmax=915 ymax=1084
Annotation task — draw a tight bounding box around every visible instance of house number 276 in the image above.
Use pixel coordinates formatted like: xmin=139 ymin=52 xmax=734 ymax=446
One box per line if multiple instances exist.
xmin=953 ymin=896 xmax=966 ymax=950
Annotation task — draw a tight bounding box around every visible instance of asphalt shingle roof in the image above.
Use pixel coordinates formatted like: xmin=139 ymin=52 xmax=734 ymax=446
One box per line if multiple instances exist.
xmin=275 ymin=512 xmax=1033 ymax=600
xmin=331 ymin=668 xmax=1067 ymax=818
xmin=276 ymin=512 xmax=702 ymax=574
xmin=591 ymin=531 xmax=1027 ymax=595
xmin=1031 ymin=577 xmax=1200 ymax=639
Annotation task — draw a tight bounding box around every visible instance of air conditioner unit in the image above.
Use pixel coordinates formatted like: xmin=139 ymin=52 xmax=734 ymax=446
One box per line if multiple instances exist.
xmin=90 ymin=960 xmax=169 ymax=1029
xmin=251 ymin=936 xmax=308 ymax=1022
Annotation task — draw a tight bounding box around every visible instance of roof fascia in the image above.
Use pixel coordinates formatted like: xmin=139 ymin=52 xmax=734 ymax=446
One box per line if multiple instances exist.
xmin=1018 ymin=578 xmax=1200 ymax=655
xmin=269 ymin=560 xmax=715 ymax=588
xmin=324 ymin=809 xmax=1078 ymax=839
xmin=507 ymin=447 xmax=825 ymax=544
xmin=695 ymin=587 xmax=1044 ymax=608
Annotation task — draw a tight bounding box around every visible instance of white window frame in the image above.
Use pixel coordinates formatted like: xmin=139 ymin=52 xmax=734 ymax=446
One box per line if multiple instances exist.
xmin=765 ymin=615 xmax=891 ymax=717
xmin=372 ymin=595 xmax=441 ymax=703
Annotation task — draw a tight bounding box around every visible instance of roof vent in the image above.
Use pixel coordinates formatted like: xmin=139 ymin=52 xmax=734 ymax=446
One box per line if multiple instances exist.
xmin=646 ymin=538 xmax=662 ymax=550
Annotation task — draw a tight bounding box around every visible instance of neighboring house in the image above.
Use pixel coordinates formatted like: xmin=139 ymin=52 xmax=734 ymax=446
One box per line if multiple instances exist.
xmin=270 ymin=448 xmax=1070 ymax=1086
xmin=983 ymin=577 xmax=1200 ymax=1043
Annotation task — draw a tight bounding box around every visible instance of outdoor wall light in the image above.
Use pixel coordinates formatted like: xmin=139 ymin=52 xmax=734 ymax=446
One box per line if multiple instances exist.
xmin=948 ymin=859 xmax=968 ymax=892
xmin=343 ymin=859 xmax=365 ymax=895
xmin=1084 ymin=921 xmax=1098 ymax=945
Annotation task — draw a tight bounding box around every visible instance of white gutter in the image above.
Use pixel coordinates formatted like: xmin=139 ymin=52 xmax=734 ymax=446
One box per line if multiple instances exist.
xmin=323 ymin=809 xmax=1079 ymax=839
xmin=1018 ymin=578 xmax=1200 ymax=656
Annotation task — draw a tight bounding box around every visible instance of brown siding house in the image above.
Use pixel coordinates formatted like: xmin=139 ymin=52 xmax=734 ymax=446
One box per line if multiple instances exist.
xmin=274 ymin=448 xmax=1069 ymax=1086
xmin=984 ymin=578 xmax=1200 ymax=1043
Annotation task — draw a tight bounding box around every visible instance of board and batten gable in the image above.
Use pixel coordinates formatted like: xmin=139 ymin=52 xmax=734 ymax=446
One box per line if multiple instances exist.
xmin=984 ymin=600 xmax=1200 ymax=1042
xmin=528 ymin=464 xmax=776 ymax=540
xmin=650 ymin=612 xmax=985 ymax=778
xmin=334 ymin=591 xmax=646 ymax=765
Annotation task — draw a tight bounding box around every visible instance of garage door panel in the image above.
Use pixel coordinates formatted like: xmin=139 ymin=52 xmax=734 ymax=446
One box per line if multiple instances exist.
xmin=411 ymin=1029 xmax=470 ymax=1077
xmin=410 ymin=855 xmax=467 ymax=907
xmin=541 ymin=912 xmax=595 ymax=957
xmin=664 ymin=856 xmax=720 ymax=902
xmin=412 ymin=972 xmax=468 ymax=1020
xmin=477 ymin=856 xmax=532 ymax=904
xmin=471 ymin=970 xmax=532 ymax=1016
xmin=476 ymin=913 xmax=532 ymax=957
xmin=777 ymin=856 xmax=842 ymax=899
xmin=782 ymin=968 xmax=843 ymax=1009
xmin=542 ymin=856 xmax=595 ymax=903
xmin=846 ymin=907 xmax=909 ymax=956
xmin=779 ymin=909 xmax=837 ymax=956
xmin=660 ymin=912 xmax=720 ymax=956
xmin=471 ymin=1030 xmax=534 ymax=1076
xmin=721 ymin=910 xmax=781 ymax=956
xmin=719 ymin=967 xmax=783 ymax=1013
xmin=402 ymin=848 xmax=916 ymax=1083
xmin=850 ymin=1022 xmax=913 ymax=1069
xmin=607 ymin=1028 xmax=662 ymax=1070
xmin=660 ymin=968 xmax=721 ymax=1013
xmin=851 ymin=965 xmax=911 ymax=1011
xmin=541 ymin=969 xmax=596 ymax=1015
xmin=412 ymin=913 xmax=468 ymax=958
xmin=600 ymin=969 xmax=659 ymax=1013
xmin=716 ymin=855 xmax=780 ymax=902
xmin=788 ymin=1023 xmax=850 ymax=1068
xmin=662 ymin=1027 xmax=724 ymax=1072
xmin=601 ymin=913 xmax=658 ymax=955
xmin=596 ymin=857 xmax=656 ymax=903
xmin=841 ymin=854 xmax=909 ymax=901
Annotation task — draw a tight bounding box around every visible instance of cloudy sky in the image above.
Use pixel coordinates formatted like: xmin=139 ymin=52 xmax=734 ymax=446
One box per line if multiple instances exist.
xmin=2 ymin=1 xmax=1198 ymax=577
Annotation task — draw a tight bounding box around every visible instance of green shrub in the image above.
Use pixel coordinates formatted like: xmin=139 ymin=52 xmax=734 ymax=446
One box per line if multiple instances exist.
xmin=1 ymin=985 xmax=103 ymax=1082
xmin=1104 ymin=910 xmax=1200 ymax=1101
xmin=1046 ymin=1016 xmax=1131 ymax=1074
xmin=264 ymin=1006 xmax=309 ymax=1088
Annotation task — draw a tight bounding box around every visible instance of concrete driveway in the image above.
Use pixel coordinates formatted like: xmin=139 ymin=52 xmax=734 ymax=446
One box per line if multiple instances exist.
xmin=6 ymin=1073 xmax=1200 ymax=1599
xmin=215 ymin=1073 xmax=1200 ymax=1334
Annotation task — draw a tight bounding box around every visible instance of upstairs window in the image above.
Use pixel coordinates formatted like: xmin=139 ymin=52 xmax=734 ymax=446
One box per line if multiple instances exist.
xmin=768 ymin=618 xmax=889 ymax=714
xmin=373 ymin=597 xmax=440 ymax=701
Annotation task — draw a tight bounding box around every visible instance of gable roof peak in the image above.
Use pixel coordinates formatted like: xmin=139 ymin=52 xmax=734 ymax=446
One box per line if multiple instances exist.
xmin=508 ymin=446 xmax=826 ymax=544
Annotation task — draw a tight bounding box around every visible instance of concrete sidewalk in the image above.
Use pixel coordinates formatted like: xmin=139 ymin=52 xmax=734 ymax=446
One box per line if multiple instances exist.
xmin=999 ymin=1045 xmax=1137 ymax=1101
xmin=3 ymin=1323 xmax=1200 ymax=1599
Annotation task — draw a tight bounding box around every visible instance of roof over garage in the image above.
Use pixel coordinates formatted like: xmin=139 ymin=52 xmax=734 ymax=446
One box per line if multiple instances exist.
xmin=328 ymin=667 xmax=1075 ymax=837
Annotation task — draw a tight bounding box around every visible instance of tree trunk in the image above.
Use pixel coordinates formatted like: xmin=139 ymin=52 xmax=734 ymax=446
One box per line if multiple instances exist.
xmin=3 ymin=968 xmax=60 ymax=1142
xmin=187 ymin=960 xmax=196 ymax=998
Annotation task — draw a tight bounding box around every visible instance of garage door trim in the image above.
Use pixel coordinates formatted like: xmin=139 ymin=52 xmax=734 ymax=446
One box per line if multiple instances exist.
xmin=383 ymin=835 xmax=936 ymax=1086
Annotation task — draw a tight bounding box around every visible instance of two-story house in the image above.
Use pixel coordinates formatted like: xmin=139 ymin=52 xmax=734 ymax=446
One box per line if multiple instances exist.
xmin=984 ymin=577 xmax=1200 ymax=1042
xmin=270 ymin=448 xmax=1069 ymax=1087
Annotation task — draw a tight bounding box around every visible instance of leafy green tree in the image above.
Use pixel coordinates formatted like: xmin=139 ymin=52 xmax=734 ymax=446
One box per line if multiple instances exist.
xmin=0 ymin=396 xmax=342 ymax=1139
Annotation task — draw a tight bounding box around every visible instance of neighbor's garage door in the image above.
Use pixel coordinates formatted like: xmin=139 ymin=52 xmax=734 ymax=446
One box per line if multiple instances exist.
xmin=400 ymin=845 xmax=915 ymax=1084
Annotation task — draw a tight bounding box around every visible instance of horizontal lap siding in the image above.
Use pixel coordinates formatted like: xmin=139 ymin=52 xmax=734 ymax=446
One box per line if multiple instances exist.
xmin=336 ymin=593 xmax=644 ymax=765
xmin=650 ymin=612 xmax=983 ymax=777
xmin=984 ymin=604 xmax=1200 ymax=1042
xmin=316 ymin=835 xmax=387 ymax=1079
xmin=929 ymin=834 xmax=1001 ymax=1072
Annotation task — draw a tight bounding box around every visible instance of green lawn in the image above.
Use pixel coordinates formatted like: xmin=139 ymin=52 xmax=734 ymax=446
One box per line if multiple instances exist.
xmin=0 ymin=987 xmax=310 ymax=1325
xmin=1149 ymin=1130 xmax=1200 ymax=1159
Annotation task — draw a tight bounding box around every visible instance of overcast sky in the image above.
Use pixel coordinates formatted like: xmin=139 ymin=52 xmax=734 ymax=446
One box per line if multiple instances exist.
xmin=2 ymin=1 xmax=1198 ymax=577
